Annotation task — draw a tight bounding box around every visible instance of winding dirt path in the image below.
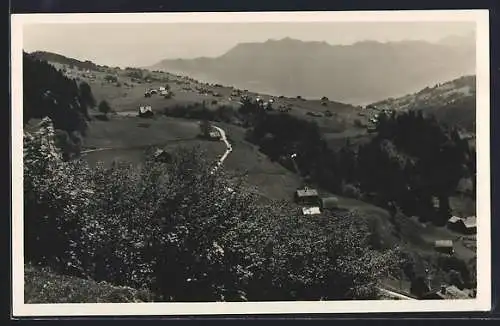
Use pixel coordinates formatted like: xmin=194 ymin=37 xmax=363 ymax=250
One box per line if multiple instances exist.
xmin=211 ymin=125 xmax=233 ymax=172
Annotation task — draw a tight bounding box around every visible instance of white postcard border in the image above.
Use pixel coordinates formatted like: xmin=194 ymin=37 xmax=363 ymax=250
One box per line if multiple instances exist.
xmin=11 ymin=10 xmax=491 ymax=316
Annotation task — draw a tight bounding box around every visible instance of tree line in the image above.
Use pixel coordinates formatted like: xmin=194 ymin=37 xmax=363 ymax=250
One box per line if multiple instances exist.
xmin=23 ymin=52 xmax=98 ymax=159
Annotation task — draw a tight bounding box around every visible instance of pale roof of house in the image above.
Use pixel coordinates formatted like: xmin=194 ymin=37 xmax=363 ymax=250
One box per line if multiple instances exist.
xmin=448 ymin=216 xmax=462 ymax=224
xmin=434 ymin=240 xmax=454 ymax=247
xmin=302 ymin=206 xmax=321 ymax=215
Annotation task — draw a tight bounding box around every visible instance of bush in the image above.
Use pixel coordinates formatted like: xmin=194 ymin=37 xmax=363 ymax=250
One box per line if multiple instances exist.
xmin=436 ymin=256 xmax=474 ymax=288
xmin=342 ymin=183 xmax=362 ymax=199
xmin=98 ymin=100 xmax=112 ymax=115
xmin=354 ymin=119 xmax=364 ymax=128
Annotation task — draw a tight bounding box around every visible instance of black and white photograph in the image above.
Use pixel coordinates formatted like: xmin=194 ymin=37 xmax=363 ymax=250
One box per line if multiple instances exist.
xmin=11 ymin=10 xmax=490 ymax=316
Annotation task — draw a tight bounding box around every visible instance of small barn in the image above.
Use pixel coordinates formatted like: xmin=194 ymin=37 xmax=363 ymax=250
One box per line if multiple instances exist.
xmin=463 ymin=216 xmax=477 ymax=234
xmin=434 ymin=240 xmax=454 ymax=255
xmin=294 ymin=187 xmax=320 ymax=206
xmin=302 ymin=206 xmax=321 ymax=216
xmin=208 ymin=130 xmax=221 ymax=140
xmin=138 ymin=105 xmax=154 ymax=118
xmin=447 ymin=216 xmax=463 ymax=231
xmin=447 ymin=216 xmax=477 ymax=234
xmin=320 ymin=196 xmax=339 ymax=211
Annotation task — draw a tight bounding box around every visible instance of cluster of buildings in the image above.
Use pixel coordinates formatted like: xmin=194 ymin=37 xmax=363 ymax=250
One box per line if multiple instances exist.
xmin=294 ymin=186 xmax=339 ymax=216
xmin=432 ymin=215 xmax=477 ymax=256
xmin=144 ymin=86 xmax=171 ymax=98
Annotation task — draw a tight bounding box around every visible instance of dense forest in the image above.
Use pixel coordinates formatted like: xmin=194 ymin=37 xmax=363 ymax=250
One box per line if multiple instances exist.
xmin=23 ymin=52 xmax=97 ymax=159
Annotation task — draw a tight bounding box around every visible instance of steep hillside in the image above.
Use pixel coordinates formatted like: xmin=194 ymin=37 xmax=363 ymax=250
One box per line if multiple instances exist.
xmin=150 ymin=36 xmax=475 ymax=105
xmin=370 ymin=75 xmax=476 ymax=132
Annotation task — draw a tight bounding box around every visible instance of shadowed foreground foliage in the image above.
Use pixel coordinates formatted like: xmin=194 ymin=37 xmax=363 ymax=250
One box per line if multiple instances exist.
xmin=25 ymin=263 xmax=154 ymax=303
xmin=24 ymin=118 xmax=399 ymax=302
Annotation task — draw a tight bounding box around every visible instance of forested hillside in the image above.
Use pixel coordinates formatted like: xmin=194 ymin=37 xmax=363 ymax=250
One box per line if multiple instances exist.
xmin=370 ymin=75 xmax=476 ymax=132
xmin=23 ymin=52 xmax=97 ymax=158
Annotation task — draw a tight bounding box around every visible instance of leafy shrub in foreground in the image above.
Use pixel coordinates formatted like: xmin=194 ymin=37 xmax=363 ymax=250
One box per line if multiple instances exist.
xmin=24 ymin=118 xmax=399 ymax=301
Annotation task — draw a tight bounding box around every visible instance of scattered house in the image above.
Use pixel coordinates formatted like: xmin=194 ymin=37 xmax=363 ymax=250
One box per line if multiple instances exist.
xmin=138 ymin=105 xmax=154 ymax=118
xmin=302 ymin=206 xmax=322 ymax=216
xmin=159 ymin=86 xmax=166 ymax=92
xmin=448 ymin=215 xmax=462 ymax=225
xmin=294 ymin=187 xmax=320 ymax=206
xmin=447 ymin=216 xmax=477 ymax=234
xmin=160 ymin=90 xmax=170 ymax=96
xmin=203 ymin=128 xmax=221 ymax=141
xmin=463 ymin=216 xmax=477 ymax=234
xmin=434 ymin=240 xmax=454 ymax=255
xmin=421 ymin=285 xmax=472 ymax=300
xmin=320 ymin=196 xmax=339 ymax=211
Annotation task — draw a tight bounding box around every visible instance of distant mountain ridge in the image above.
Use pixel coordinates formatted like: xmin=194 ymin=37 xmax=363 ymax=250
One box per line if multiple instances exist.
xmin=150 ymin=35 xmax=475 ymax=105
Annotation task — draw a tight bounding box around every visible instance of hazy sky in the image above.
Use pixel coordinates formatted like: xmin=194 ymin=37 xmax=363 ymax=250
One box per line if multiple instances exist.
xmin=23 ymin=22 xmax=475 ymax=68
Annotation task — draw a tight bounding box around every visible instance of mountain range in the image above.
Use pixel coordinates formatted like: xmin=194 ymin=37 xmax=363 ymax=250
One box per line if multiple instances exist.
xmin=150 ymin=35 xmax=475 ymax=105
